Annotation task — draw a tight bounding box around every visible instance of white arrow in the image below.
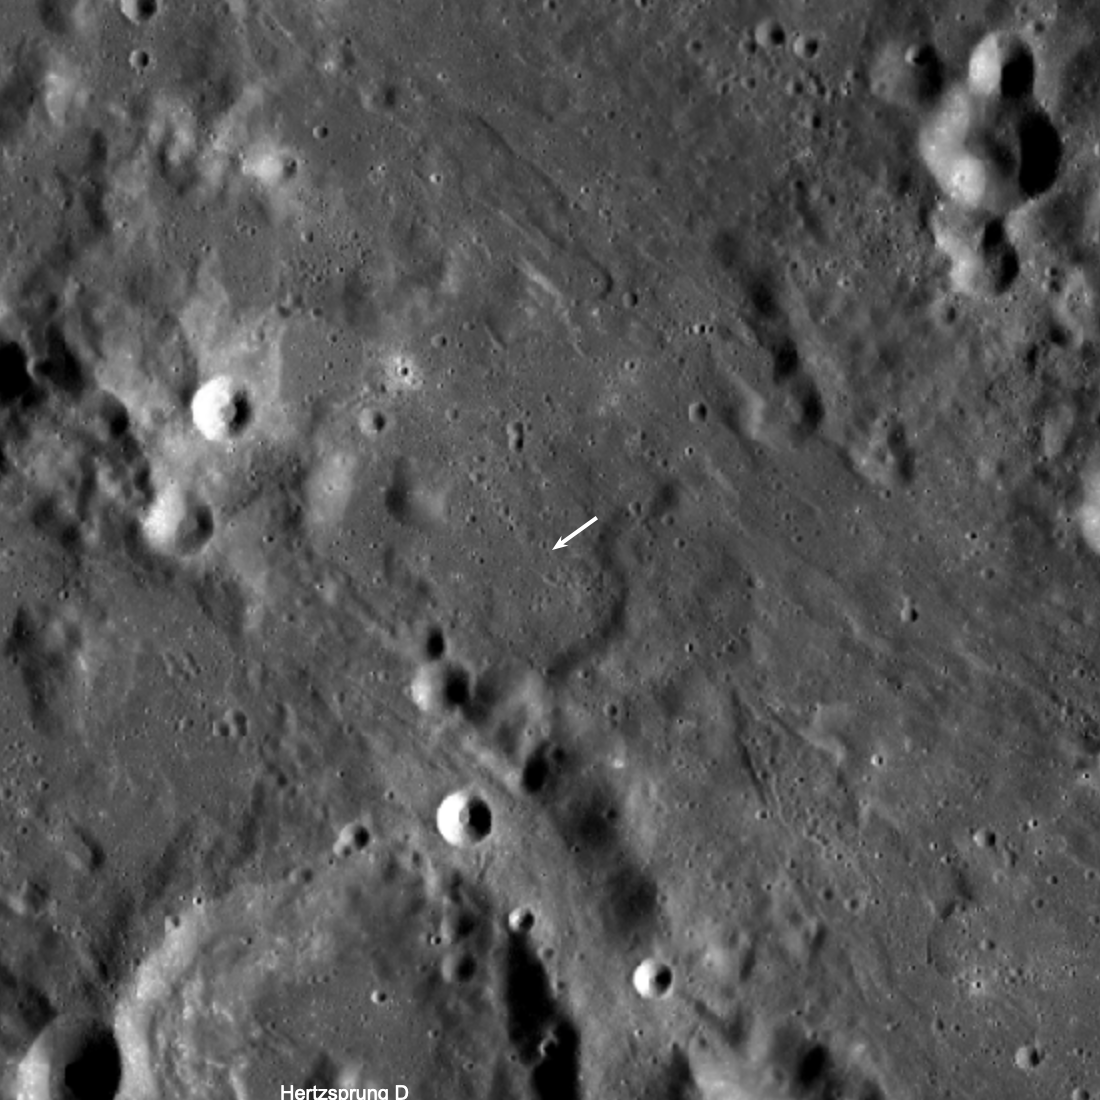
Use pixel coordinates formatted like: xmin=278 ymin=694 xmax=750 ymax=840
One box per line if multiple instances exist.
xmin=554 ymin=516 xmax=597 ymax=550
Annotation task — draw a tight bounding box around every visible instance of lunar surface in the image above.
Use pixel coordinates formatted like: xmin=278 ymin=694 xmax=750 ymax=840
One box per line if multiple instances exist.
xmin=0 ymin=1 xmax=1097 ymax=1099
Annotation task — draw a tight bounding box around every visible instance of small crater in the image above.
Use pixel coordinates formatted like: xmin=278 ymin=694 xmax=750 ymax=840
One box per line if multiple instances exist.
xmin=359 ymin=407 xmax=388 ymax=437
xmin=989 ymin=241 xmax=1021 ymax=294
xmin=981 ymin=218 xmax=1006 ymax=250
xmin=225 ymin=390 xmax=251 ymax=433
xmin=175 ymin=499 xmax=215 ymax=555
xmin=441 ymin=902 xmax=479 ymax=942
xmin=442 ymin=662 xmax=471 ymax=708
xmin=792 ymin=33 xmax=821 ymax=62
xmin=436 ymin=790 xmax=493 ymax=847
xmin=94 ymin=392 xmax=131 ymax=439
xmin=873 ymin=41 xmax=943 ymax=109
xmin=1000 ymin=43 xmax=1035 ymax=99
xmin=1017 ymin=108 xmax=1061 ymax=199
xmin=521 ymin=740 xmax=568 ymax=795
xmin=333 ymin=821 xmax=370 ymax=858
xmin=441 ymin=952 xmax=478 ymax=982
xmin=969 ymin=32 xmax=1035 ymax=100
xmin=120 ymin=0 xmax=159 ymax=23
xmin=508 ymin=907 xmax=535 ymax=933
xmin=1014 ymin=1044 xmax=1045 ymax=1070
xmin=60 ymin=1020 xmax=122 ymax=1100
xmin=411 ymin=660 xmax=472 ymax=715
xmin=212 ymin=708 xmax=248 ymax=740
xmin=191 ymin=377 xmax=252 ymax=442
xmin=632 ymin=958 xmax=674 ymax=999
xmin=905 ymin=43 xmax=943 ymax=96
xmin=796 ymin=1043 xmax=831 ymax=1091
xmin=465 ymin=798 xmax=491 ymax=838
xmin=424 ymin=625 xmax=446 ymax=660
xmin=754 ymin=18 xmax=786 ymax=49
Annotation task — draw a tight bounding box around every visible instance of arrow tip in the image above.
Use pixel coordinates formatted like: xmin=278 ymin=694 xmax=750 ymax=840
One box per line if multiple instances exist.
xmin=553 ymin=537 xmax=567 ymax=550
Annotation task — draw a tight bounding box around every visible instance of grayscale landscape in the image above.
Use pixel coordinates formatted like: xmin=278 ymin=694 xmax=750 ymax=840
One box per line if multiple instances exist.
xmin=0 ymin=1 xmax=1095 ymax=1099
